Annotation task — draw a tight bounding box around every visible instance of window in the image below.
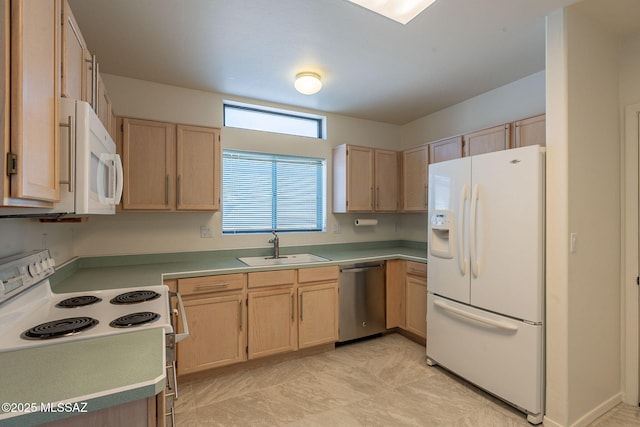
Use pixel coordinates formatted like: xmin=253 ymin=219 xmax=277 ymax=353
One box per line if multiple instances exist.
xmin=223 ymin=101 xmax=325 ymax=139
xmin=222 ymin=150 xmax=326 ymax=234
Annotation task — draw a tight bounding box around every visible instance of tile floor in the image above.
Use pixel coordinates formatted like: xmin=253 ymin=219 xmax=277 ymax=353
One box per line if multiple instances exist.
xmin=175 ymin=333 xmax=639 ymax=426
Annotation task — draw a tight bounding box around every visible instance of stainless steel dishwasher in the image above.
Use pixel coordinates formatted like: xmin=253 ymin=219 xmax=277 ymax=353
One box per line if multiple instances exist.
xmin=338 ymin=262 xmax=386 ymax=342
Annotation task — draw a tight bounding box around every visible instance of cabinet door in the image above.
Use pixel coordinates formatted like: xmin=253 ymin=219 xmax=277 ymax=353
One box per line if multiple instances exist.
xmin=402 ymin=145 xmax=428 ymax=212
xmin=405 ymin=275 xmax=427 ymax=339
xmin=429 ymin=136 xmax=463 ymax=164
xmin=122 ymin=118 xmax=175 ymax=210
xmin=247 ymin=287 xmax=297 ymax=359
xmin=60 ymin=0 xmax=86 ymax=100
xmin=176 ymin=125 xmax=220 ymax=210
xmin=1 ymin=0 xmax=7 ymax=199
xmin=463 ymin=124 xmax=510 ymax=157
xmin=347 ymin=145 xmax=374 ymax=211
xmin=177 ymin=293 xmax=245 ymax=375
xmin=374 ymin=149 xmax=398 ymax=211
xmin=514 ymin=114 xmax=545 ymax=148
xmin=298 ymin=282 xmax=338 ymax=349
xmin=9 ymin=0 xmax=60 ymax=203
xmin=385 ymin=259 xmax=406 ymax=329
xmin=82 ymin=48 xmax=94 ymax=106
xmin=96 ymin=72 xmax=112 ymax=133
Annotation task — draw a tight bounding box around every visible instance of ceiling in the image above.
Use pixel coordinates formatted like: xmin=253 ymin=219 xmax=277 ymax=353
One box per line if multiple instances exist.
xmin=68 ymin=0 xmax=636 ymax=125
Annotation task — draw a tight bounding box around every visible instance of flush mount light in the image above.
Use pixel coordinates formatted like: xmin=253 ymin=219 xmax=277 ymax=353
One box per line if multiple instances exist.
xmin=346 ymin=0 xmax=437 ymax=25
xmin=294 ymin=72 xmax=322 ymax=95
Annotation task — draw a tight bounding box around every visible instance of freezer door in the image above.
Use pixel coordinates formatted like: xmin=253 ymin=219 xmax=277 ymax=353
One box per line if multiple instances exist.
xmin=428 ymin=157 xmax=471 ymax=303
xmin=469 ymin=145 xmax=544 ymax=323
xmin=426 ymin=294 xmax=543 ymax=418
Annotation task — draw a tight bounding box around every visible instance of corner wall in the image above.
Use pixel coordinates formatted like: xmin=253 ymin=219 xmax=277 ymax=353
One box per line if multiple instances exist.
xmin=545 ymin=6 xmax=622 ymax=426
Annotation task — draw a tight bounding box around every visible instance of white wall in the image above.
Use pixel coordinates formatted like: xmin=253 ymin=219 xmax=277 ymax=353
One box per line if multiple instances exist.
xmin=73 ymin=75 xmax=403 ymax=257
xmin=399 ymin=71 xmax=546 ymax=150
xmin=0 ymin=219 xmax=75 ymax=263
xmin=545 ymin=6 xmax=622 ymax=427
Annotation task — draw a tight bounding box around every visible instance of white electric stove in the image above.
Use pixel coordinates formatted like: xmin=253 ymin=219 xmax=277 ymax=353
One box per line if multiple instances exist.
xmin=0 ymin=250 xmax=188 ymax=426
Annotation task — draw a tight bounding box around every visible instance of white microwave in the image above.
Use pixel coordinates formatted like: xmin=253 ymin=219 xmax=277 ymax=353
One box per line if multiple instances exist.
xmin=0 ymin=98 xmax=123 ymax=217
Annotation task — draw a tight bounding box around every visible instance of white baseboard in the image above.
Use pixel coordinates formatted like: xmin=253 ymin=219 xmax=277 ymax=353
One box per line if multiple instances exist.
xmin=544 ymin=393 xmax=623 ymax=427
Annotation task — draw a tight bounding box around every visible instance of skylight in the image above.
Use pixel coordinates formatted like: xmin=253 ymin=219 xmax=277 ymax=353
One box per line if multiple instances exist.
xmin=347 ymin=0 xmax=437 ymax=24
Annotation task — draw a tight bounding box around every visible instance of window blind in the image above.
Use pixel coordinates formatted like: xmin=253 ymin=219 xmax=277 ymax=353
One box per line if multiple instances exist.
xmin=222 ymin=150 xmax=326 ymax=234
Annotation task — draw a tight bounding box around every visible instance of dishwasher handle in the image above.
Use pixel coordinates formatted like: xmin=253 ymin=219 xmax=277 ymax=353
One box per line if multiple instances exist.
xmin=340 ymin=264 xmax=385 ymax=273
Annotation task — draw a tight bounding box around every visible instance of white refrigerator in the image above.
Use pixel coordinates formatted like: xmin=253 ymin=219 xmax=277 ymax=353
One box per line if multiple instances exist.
xmin=426 ymin=145 xmax=545 ymax=425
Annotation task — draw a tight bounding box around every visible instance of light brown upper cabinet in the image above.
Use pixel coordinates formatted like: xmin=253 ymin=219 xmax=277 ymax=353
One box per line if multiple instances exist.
xmin=121 ymin=118 xmax=221 ymax=211
xmin=333 ymin=144 xmax=398 ymax=213
xmin=374 ymin=149 xmax=399 ymax=211
xmin=122 ymin=118 xmax=175 ymax=210
xmin=60 ymin=0 xmax=86 ymax=101
xmin=428 ymin=135 xmax=463 ymax=164
xmin=514 ymin=114 xmax=546 ymax=147
xmin=401 ymin=144 xmax=429 ymax=212
xmin=463 ymin=123 xmax=511 ymax=157
xmin=1 ymin=0 xmax=61 ymax=206
xmin=96 ymin=72 xmax=114 ymax=138
xmin=176 ymin=125 xmax=221 ymax=210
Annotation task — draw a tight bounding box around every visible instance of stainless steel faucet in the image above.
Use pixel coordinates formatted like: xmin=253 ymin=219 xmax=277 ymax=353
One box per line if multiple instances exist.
xmin=268 ymin=231 xmax=280 ymax=259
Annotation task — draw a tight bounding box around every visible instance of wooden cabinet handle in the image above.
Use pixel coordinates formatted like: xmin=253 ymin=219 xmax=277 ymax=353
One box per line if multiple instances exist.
xmin=165 ymin=174 xmax=170 ymax=205
xmin=299 ymin=294 xmax=303 ymax=321
xmin=177 ymin=175 xmax=182 ymax=205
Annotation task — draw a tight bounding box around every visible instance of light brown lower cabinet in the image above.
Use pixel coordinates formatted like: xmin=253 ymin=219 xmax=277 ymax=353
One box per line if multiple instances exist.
xmin=247 ymin=286 xmax=298 ymax=359
xmin=297 ymin=266 xmax=339 ymax=349
xmin=176 ymin=274 xmax=246 ymax=375
xmin=385 ymin=259 xmax=406 ymax=329
xmin=172 ymin=267 xmax=339 ymax=373
xmin=405 ymin=274 xmax=427 ymax=339
xmin=386 ymin=260 xmax=427 ymax=340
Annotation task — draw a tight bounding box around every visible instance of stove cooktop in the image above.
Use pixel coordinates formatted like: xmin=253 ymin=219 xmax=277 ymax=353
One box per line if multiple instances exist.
xmin=0 ymin=282 xmax=173 ymax=352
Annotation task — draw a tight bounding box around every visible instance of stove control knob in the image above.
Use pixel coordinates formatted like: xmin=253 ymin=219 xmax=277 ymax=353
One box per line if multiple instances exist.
xmin=28 ymin=263 xmax=38 ymax=277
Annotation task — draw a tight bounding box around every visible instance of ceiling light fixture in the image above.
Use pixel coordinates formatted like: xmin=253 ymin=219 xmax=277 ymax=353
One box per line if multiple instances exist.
xmin=295 ymin=72 xmax=322 ymax=95
xmin=346 ymin=0 xmax=437 ymax=25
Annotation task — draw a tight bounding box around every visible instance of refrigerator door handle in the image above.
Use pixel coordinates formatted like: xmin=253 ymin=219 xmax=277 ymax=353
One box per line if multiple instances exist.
xmin=433 ymin=299 xmax=518 ymax=332
xmin=470 ymin=184 xmax=480 ymax=278
xmin=458 ymin=184 xmax=469 ymax=275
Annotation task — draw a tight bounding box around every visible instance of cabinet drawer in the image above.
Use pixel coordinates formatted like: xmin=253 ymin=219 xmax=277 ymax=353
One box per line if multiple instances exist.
xmin=406 ymin=261 xmax=427 ymax=277
xmin=248 ymin=270 xmax=295 ymax=289
xmin=297 ymin=266 xmax=339 ymax=284
xmin=178 ymin=273 xmax=245 ymax=296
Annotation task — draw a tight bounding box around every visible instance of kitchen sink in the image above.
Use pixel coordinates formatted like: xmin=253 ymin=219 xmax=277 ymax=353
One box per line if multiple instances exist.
xmin=238 ymin=253 xmax=329 ymax=267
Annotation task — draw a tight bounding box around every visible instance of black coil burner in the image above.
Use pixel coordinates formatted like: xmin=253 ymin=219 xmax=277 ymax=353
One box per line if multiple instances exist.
xmin=109 ymin=312 xmax=160 ymax=328
xmin=22 ymin=317 xmax=99 ymax=340
xmin=55 ymin=295 xmax=102 ymax=308
xmin=110 ymin=290 xmax=160 ymax=305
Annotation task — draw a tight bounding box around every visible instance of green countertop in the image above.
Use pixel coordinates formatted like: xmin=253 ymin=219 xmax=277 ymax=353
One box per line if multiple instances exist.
xmin=0 ymin=329 xmax=165 ymax=427
xmin=52 ymin=240 xmax=427 ymax=293
xmin=3 ymin=240 xmax=426 ymax=425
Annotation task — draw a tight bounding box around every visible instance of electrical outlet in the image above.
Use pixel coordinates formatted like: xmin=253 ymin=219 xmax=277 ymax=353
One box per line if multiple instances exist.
xmin=332 ymin=223 xmax=340 ymax=234
xmin=200 ymin=226 xmax=213 ymax=238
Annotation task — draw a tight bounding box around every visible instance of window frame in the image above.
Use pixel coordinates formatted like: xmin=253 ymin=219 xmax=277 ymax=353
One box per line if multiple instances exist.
xmin=223 ymin=101 xmax=326 ymax=139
